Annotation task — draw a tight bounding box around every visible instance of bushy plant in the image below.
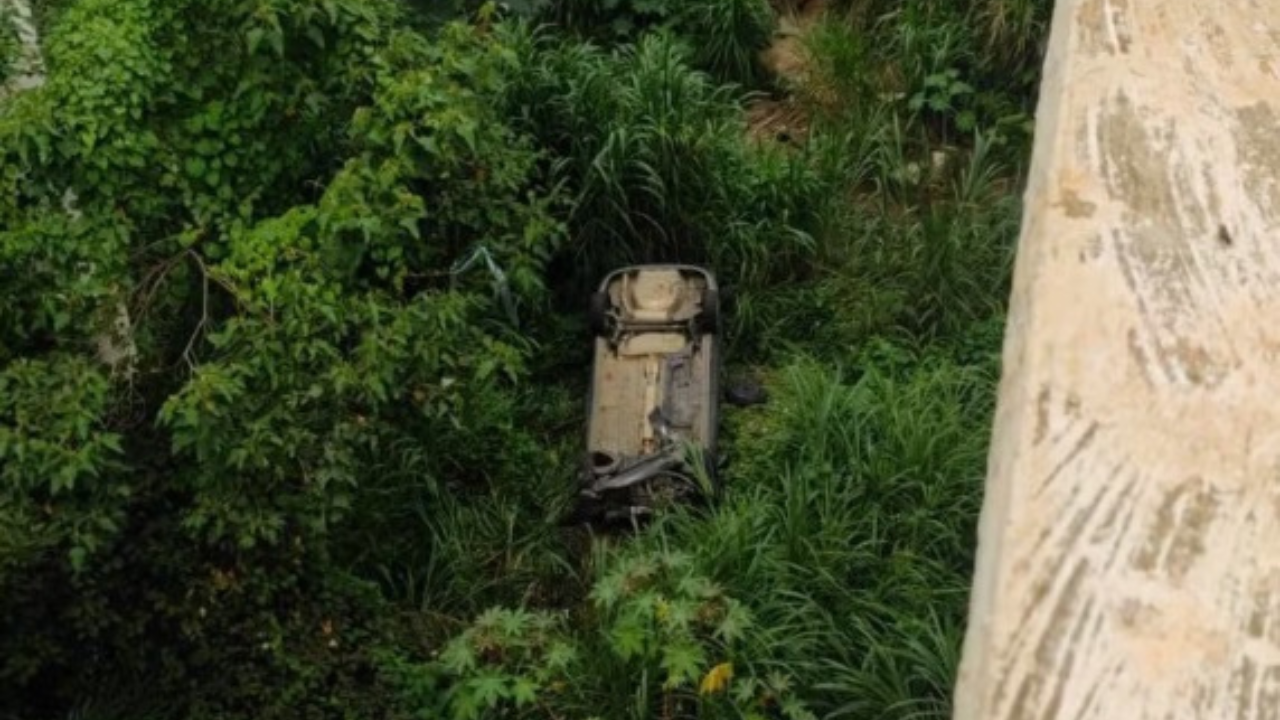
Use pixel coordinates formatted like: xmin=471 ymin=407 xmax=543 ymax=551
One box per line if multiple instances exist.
xmin=398 ymin=550 xmax=818 ymax=720
xmin=386 ymin=606 xmax=580 ymax=719
xmin=0 ymin=2 xmax=562 ymax=715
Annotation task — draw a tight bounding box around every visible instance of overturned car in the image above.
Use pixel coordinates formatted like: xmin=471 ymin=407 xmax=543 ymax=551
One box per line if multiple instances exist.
xmin=567 ymin=265 xmax=722 ymax=526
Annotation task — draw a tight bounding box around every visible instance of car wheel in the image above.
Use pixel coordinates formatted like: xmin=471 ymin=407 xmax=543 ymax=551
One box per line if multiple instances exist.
xmin=589 ymin=291 xmax=610 ymax=335
xmin=633 ymin=472 xmax=698 ymax=509
xmin=725 ymin=379 xmax=768 ymax=407
xmin=699 ymin=288 xmax=720 ymax=333
xmin=720 ymin=286 xmax=737 ymax=315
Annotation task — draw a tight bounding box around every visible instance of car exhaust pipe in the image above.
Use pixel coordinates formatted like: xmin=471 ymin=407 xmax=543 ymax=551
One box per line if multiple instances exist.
xmin=589 ymin=450 xmax=621 ymax=476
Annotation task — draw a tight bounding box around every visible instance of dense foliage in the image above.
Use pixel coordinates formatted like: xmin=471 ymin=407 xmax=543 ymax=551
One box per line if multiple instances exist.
xmin=0 ymin=0 xmax=1051 ymax=717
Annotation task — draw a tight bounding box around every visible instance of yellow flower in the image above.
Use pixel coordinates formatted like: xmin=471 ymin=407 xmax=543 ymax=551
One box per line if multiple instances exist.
xmin=655 ymin=598 xmax=671 ymax=623
xmin=699 ymin=662 xmax=734 ymax=696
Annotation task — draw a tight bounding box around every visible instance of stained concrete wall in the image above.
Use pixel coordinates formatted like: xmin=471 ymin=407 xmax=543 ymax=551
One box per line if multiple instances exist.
xmin=953 ymin=0 xmax=1280 ymax=718
xmin=2 ymin=0 xmax=43 ymax=93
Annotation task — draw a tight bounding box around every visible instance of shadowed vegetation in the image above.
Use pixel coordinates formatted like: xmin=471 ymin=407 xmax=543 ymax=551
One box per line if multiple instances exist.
xmin=0 ymin=0 xmax=1051 ymax=717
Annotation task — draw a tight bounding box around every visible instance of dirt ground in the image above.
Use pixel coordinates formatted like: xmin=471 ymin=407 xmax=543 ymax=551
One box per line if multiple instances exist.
xmin=746 ymin=0 xmax=828 ymax=146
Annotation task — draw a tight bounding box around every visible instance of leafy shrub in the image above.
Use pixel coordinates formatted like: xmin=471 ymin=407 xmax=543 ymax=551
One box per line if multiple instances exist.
xmin=29 ymin=0 xmax=75 ymax=38
xmin=2 ymin=0 xmax=401 ymax=246
xmin=0 ymin=356 xmax=125 ymax=570
xmin=0 ymin=211 xmax=132 ymax=360
xmin=581 ymin=550 xmax=770 ymax=718
xmin=389 ymin=607 xmax=580 ymax=719
xmin=0 ymin=355 xmax=128 ymax=688
xmin=150 ymin=13 xmax=563 ymax=703
xmin=0 ymin=3 xmax=562 ymax=715
xmin=398 ymin=551 xmax=817 ymax=720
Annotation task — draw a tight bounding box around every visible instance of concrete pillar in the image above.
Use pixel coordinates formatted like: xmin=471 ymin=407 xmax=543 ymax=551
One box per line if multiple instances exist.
xmin=953 ymin=1 xmax=1280 ymax=718
xmin=2 ymin=0 xmax=44 ymax=93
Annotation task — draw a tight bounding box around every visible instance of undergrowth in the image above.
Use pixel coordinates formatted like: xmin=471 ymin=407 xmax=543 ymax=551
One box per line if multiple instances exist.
xmin=0 ymin=0 xmax=1051 ymax=717
xmin=0 ymin=7 xmax=16 ymax=88
xmin=379 ymin=1 xmax=1037 ymax=716
xmin=541 ymin=0 xmax=775 ymax=88
xmin=502 ymin=26 xmax=829 ymax=297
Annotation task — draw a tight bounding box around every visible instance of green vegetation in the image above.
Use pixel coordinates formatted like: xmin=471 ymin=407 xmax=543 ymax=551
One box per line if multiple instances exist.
xmin=0 ymin=0 xmax=1050 ymax=717
xmin=0 ymin=8 xmax=15 ymax=87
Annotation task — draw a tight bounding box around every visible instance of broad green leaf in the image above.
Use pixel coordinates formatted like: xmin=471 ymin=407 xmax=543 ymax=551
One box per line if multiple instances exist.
xmin=306 ymin=25 xmax=326 ymax=50
xmin=246 ymin=27 xmax=264 ymax=55
xmin=69 ymin=546 xmax=87 ymax=572
xmin=468 ymin=671 xmax=508 ymax=707
xmin=609 ymin=615 xmax=648 ymax=660
xmin=440 ymin=637 xmax=478 ymax=674
xmin=544 ymin=641 xmax=577 ymax=671
xmin=511 ymin=677 xmax=539 ymax=706
xmin=715 ymin=599 xmax=753 ymax=643
xmin=660 ymin=640 xmax=705 ymax=689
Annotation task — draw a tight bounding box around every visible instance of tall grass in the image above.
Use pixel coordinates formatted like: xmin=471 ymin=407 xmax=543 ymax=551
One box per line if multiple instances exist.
xmin=336 ymin=383 xmax=585 ymax=618
xmin=577 ymin=351 xmax=996 ymax=718
xmin=387 ymin=2 xmax=1041 ymax=718
xmin=501 ymin=24 xmax=827 ymax=293
xmin=796 ymin=17 xmax=878 ymax=128
xmin=541 ymin=0 xmax=775 ymax=88
xmin=677 ymin=0 xmax=775 ymax=88
xmin=736 ymin=137 xmax=1018 ymax=363
xmin=975 ymin=0 xmax=1052 ymax=70
xmin=802 ymin=0 xmax=1047 ymax=158
xmin=384 ymin=348 xmax=1000 ymax=719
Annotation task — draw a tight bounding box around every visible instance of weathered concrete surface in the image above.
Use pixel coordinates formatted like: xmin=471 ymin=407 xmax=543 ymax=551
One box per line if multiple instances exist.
xmin=2 ymin=0 xmax=44 ymax=93
xmin=953 ymin=1 xmax=1280 ymax=719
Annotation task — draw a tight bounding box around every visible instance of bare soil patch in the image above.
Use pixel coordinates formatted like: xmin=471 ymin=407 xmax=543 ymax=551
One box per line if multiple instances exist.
xmin=747 ymin=0 xmax=827 ymax=146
